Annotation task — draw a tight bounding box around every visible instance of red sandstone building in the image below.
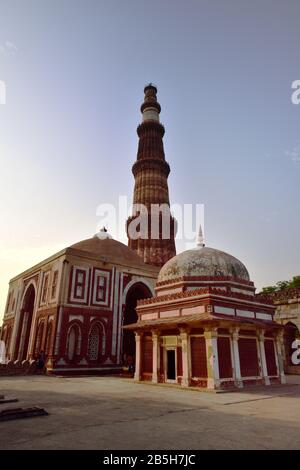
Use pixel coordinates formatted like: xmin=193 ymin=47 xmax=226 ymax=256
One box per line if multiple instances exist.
xmin=125 ymin=236 xmax=286 ymax=390
xmin=0 ymin=85 xmax=174 ymax=373
xmin=0 ymin=85 xmax=286 ymax=387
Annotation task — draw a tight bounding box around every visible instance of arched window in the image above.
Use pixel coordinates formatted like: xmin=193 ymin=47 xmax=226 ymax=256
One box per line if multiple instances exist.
xmin=45 ymin=322 xmax=53 ymax=357
xmin=5 ymin=326 xmax=12 ymax=360
xmin=35 ymin=321 xmax=45 ymax=357
xmin=67 ymin=324 xmax=81 ymax=362
xmin=88 ymin=323 xmax=106 ymax=362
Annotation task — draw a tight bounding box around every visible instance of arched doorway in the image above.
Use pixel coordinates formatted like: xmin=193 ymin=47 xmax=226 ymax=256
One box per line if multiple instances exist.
xmin=88 ymin=323 xmax=105 ymax=362
xmin=45 ymin=322 xmax=53 ymax=358
xmin=34 ymin=321 xmax=45 ymax=358
xmin=66 ymin=324 xmax=81 ymax=363
xmin=16 ymin=284 xmax=36 ymax=361
xmin=122 ymin=282 xmax=152 ymax=365
xmin=284 ymin=322 xmax=300 ymax=366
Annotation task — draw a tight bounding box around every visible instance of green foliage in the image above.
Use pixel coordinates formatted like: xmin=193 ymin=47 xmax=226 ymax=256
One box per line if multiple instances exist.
xmin=276 ymin=280 xmax=290 ymax=291
xmin=290 ymin=276 xmax=300 ymax=288
xmin=261 ymin=276 xmax=300 ymax=293
xmin=262 ymin=286 xmax=277 ymax=294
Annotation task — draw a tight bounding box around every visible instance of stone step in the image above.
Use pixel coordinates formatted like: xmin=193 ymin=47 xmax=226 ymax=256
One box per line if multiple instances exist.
xmin=0 ymin=398 xmax=18 ymax=405
xmin=0 ymin=407 xmax=48 ymax=422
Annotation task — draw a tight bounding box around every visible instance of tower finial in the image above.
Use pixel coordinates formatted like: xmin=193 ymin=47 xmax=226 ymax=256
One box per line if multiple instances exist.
xmin=141 ymin=84 xmax=161 ymax=122
xmin=196 ymin=225 xmax=205 ymax=248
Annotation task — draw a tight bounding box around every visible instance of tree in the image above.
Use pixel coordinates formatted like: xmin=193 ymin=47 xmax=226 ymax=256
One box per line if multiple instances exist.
xmin=289 ymin=276 xmax=300 ymax=289
xmin=261 ymin=276 xmax=300 ymax=294
xmin=262 ymin=286 xmax=277 ymax=294
xmin=276 ymin=280 xmax=290 ymax=291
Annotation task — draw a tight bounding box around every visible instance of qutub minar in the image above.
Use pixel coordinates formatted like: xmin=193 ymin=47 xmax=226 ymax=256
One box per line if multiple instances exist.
xmin=127 ymin=84 xmax=176 ymax=266
xmin=0 ymin=85 xmax=287 ymax=389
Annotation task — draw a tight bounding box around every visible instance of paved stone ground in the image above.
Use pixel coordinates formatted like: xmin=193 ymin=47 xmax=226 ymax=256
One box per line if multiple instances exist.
xmin=1 ymin=375 xmax=300 ymax=449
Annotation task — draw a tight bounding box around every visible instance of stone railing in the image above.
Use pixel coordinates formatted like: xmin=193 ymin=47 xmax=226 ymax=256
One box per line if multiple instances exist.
xmin=138 ymin=286 xmax=274 ymax=306
xmin=256 ymin=288 xmax=300 ymax=304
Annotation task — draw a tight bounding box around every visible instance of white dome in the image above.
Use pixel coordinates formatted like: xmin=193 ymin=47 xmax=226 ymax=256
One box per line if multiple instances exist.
xmin=158 ymin=246 xmax=250 ymax=283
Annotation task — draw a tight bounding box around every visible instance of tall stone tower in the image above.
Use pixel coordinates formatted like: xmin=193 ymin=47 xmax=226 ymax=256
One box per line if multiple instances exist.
xmin=126 ymin=84 xmax=176 ymax=267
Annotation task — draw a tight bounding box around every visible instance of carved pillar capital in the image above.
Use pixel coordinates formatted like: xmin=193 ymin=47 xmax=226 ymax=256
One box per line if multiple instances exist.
xmin=204 ymin=327 xmax=218 ymax=339
xmin=257 ymin=329 xmax=266 ymax=342
xmin=230 ymin=327 xmax=240 ymax=342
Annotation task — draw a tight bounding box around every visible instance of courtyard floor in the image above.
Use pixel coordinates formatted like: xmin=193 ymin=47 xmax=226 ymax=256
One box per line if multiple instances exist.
xmin=1 ymin=375 xmax=300 ymax=449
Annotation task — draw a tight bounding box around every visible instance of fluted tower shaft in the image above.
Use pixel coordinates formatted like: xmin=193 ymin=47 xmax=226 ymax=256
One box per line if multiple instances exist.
xmin=126 ymin=85 xmax=176 ymax=267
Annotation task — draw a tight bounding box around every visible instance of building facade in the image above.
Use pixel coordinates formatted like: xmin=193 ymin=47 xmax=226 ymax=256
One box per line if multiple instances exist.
xmin=1 ymin=231 xmax=159 ymax=374
xmin=272 ymin=289 xmax=300 ymax=374
xmin=1 ymin=84 xmax=179 ymax=374
xmin=126 ymin=240 xmax=286 ymax=390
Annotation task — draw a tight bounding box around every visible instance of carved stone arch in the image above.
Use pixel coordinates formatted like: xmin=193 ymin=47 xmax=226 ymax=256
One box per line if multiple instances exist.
xmin=66 ymin=322 xmax=82 ymax=362
xmin=122 ymin=279 xmax=155 ymax=305
xmin=121 ymin=280 xmax=153 ymax=363
xmin=15 ymin=282 xmax=37 ymax=361
xmin=88 ymin=320 xmax=106 ymax=361
xmin=34 ymin=320 xmax=45 ymax=357
xmin=45 ymin=321 xmax=54 ymax=357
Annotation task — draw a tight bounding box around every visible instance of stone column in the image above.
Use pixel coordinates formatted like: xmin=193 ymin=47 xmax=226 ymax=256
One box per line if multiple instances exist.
xmin=152 ymin=330 xmax=160 ymax=384
xmin=134 ymin=332 xmax=143 ymax=381
xmin=180 ymin=329 xmax=190 ymax=387
xmin=230 ymin=327 xmax=243 ymax=388
xmin=204 ymin=327 xmax=220 ymax=390
xmin=275 ymin=330 xmax=286 ymax=384
xmin=257 ymin=330 xmax=270 ymax=385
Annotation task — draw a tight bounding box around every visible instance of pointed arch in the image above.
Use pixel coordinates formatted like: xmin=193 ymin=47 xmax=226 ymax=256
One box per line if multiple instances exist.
xmin=16 ymin=283 xmax=36 ymax=361
xmin=34 ymin=320 xmax=45 ymax=358
xmin=66 ymin=323 xmax=82 ymax=363
xmin=45 ymin=321 xmax=54 ymax=357
xmin=122 ymin=281 xmax=153 ymax=363
xmin=88 ymin=321 xmax=106 ymax=362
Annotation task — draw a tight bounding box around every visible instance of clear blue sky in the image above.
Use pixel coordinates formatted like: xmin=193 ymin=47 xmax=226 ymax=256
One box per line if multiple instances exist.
xmin=0 ymin=0 xmax=299 ymax=319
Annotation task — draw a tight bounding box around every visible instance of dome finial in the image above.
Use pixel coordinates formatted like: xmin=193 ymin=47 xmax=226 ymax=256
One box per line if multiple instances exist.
xmin=94 ymin=226 xmax=112 ymax=240
xmin=196 ymin=225 xmax=205 ymax=248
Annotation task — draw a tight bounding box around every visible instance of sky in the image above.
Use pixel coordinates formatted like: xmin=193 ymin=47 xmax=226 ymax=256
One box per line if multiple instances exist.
xmin=0 ymin=0 xmax=299 ymax=321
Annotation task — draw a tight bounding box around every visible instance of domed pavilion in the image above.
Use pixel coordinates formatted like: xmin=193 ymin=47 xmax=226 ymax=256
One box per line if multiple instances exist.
xmin=125 ymin=233 xmax=286 ymax=390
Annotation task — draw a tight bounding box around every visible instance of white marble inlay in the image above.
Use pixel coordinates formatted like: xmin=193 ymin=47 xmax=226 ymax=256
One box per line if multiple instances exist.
xmin=214 ymin=306 xmax=235 ymax=316
xmin=256 ymin=312 xmax=272 ymax=320
xmin=181 ymin=305 xmax=205 ymax=316
xmin=160 ymin=310 xmax=179 ymax=318
xmin=236 ymin=310 xmax=255 ymax=318
xmin=141 ymin=312 xmax=158 ymax=321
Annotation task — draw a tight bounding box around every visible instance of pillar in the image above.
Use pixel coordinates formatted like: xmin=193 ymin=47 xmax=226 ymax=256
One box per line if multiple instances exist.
xmin=275 ymin=330 xmax=286 ymax=384
xmin=134 ymin=331 xmax=143 ymax=381
xmin=257 ymin=330 xmax=270 ymax=385
xmin=204 ymin=327 xmax=220 ymax=390
xmin=230 ymin=327 xmax=243 ymax=388
xmin=152 ymin=330 xmax=160 ymax=384
xmin=180 ymin=329 xmax=190 ymax=387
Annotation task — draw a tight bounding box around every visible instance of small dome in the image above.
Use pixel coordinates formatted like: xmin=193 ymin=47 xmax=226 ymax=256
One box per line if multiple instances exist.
xmin=158 ymin=246 xmax=250 ymax=283
xmin=69 ymin=236 xmax=158 ymax=270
